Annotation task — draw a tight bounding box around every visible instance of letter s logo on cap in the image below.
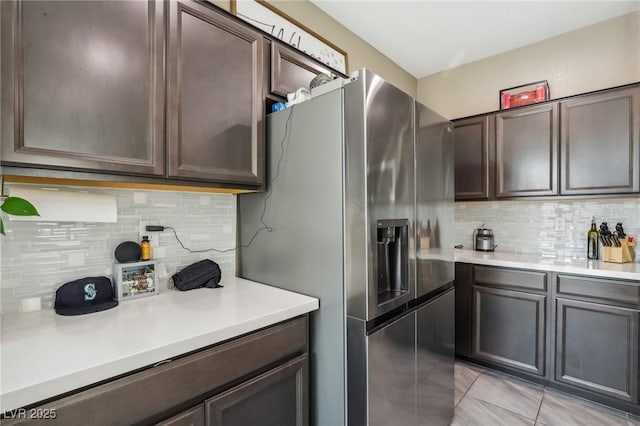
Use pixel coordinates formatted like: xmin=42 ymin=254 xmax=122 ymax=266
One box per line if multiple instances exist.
xmin=84 ymin=283 xmax=97 ymax=301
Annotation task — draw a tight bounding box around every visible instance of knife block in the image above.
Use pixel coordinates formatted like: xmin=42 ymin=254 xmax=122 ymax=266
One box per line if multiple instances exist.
xmin=602 ymin=239 xmax=636 ymax=263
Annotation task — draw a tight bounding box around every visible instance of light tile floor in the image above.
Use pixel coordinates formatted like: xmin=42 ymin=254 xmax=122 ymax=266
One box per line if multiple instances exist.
xmin=452 ymin=360 xmax=640 ymax=426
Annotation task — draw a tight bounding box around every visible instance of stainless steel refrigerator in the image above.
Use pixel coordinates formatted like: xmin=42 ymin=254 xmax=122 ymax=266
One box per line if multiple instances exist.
xmin=238 ymin=69 xmax=455 ymax=426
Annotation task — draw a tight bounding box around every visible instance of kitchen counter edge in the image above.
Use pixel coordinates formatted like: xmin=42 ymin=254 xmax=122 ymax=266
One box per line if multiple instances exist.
xmin=455 ymin=249 xmax=640 ymax=281
xmin=0 ymin=277 xmax=319 ymax=412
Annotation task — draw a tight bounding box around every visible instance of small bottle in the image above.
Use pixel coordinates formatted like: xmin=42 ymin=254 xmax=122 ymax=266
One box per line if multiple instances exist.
xmin=140 ymin=236 xmax=151 ymax=261
xmin=587 ymin=217 xmax=599 ymax=260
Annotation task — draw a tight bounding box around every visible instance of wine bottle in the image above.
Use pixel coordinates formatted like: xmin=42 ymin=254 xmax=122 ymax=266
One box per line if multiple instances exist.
xmin=587 ymin=217 xmax=599 ymax=260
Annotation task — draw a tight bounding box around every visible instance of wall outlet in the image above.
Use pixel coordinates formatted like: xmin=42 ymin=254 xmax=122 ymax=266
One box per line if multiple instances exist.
xmin=139 ymin=220 xmax=159 ymax=243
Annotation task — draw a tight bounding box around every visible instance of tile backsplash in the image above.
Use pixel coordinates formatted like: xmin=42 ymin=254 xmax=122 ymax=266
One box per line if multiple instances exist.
xmin=455 ymin=197 xmax=640 ymax=260
xmin=1 ymin=184 xmax=237 ymax=313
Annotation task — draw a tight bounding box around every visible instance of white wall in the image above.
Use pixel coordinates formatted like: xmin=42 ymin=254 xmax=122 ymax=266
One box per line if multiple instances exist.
xmin=417 ymin=12 xmax=640 ymax=119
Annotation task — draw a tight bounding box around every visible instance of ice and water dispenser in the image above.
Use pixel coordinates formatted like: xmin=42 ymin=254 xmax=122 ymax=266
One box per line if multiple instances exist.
xmin=376 ymin=219 xmax=409 ymax=306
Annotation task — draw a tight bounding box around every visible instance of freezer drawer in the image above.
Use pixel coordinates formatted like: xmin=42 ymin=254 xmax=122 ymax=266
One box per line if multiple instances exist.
xmin=347 ymin=311 xmax=416 ymax=426
xmin=416 ymin=288 xmax=455 ymax=426
xmin=347 ymin=287 xmax=454 ymax=426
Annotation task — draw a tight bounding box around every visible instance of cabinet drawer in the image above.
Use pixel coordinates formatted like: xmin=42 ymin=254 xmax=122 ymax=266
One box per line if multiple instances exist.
xmin=4 ymin=317 xmax=308 ymax=426
xmin=473 ymin=265 xmax=547 ymax=291
xmin=556 ymin=274 xmax=640 ymax=306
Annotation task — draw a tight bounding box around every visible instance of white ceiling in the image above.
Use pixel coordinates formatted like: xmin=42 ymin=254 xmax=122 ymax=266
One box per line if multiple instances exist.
xmin=310 ymin=1 xmax=640 ymax=79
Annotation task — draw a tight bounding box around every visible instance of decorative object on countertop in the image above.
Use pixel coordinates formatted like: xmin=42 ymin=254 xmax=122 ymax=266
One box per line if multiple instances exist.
xmin=599 ymin=221 xmax=636 ymax=263
xmin=54 ymin=276 xmax=118 ymax=316
xmin=587 ymin=216 xmax=599 ymax=260
xmin=171 ymin=259 xmax=222 ymax=291
xmin=140 ymin=236 xmax=151 ymax=261
xmin=499 ymin=80 xmax=549 ymax=109
xmin=601 ymin=236 xmax=635 ymax=263
xmin=112 ymin=260 xmax=158 ymax=301
xmin=114 ymin=241 xmax=141 ymax=263
xmin=473 ymin=224 xmax=497 ymax=252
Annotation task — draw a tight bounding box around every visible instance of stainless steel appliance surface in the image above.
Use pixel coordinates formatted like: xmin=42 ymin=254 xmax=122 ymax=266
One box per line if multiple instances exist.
xmin=474 ymin=226 xmax=496 ymax=252
xmin=238 ymin=69 xmax=454 ymax=426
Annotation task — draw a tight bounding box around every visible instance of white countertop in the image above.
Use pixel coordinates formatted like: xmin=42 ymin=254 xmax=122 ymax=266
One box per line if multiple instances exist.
xmin=455 ymin=249 xmax=640 ymax=281
xmin=0 ymin=277 xmax=319 ymax=411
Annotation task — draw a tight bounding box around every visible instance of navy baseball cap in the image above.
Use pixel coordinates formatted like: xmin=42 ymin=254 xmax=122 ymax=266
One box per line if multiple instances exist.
xmin=54 ymin=276 xmax=119 ymax=316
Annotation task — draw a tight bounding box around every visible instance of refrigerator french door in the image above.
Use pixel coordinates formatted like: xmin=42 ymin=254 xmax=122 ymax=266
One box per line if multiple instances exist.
xmin=238 ymin=69 xmax=454 ymax=426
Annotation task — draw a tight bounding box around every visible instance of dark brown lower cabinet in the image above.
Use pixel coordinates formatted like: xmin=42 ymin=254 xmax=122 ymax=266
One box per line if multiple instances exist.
xmin=157 ymin=405 xmax=205 ymax=426
xmin=456 ymin=262 xmax=640 ymax=413
xmin=206 ymin=355 xmax=308 ymax=426
xmin=555 ymin=298 xmax=639 ymax=403
xmin=472 ymin=285 xmax=546 ymax=376
xmin=455 ymin=263 xmax=548 ymax=379
xmin=2 ymin=316 xmax=309 ymax=426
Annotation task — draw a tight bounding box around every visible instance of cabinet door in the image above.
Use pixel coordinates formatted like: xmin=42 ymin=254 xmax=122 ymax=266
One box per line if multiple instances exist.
xmin=560 ymin=87 xmax=640 ymax=195
xmin=555 ymin=298 xmax=639 ymax=402
xmin=496 ymin=103 xmax=558 ymax=197
xmin=167 ymin=1 xmax=264 ymax=186
xmin=416 ymin=289 xmax=454 ymax=426
xmin=473 ymin=285 xmax=546 ymax=376
xmin=0 ymin=0 xmax=165 ymax=175
xmin=453 ymin=116 xmax=494 ymax=200
xmin=205 ymin=355 xmax=308 ymax=426
xmin=157 ymin=405 xmax=205 ymax=426
xmin=270 ymin=42 xmax=336 ymax=99
xmin=454 ymin=263 xmax=473 ymax=358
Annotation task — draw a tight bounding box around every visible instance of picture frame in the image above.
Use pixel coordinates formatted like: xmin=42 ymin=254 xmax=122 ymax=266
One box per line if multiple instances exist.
xmin=112 ymin=260 xmax=158 ymax=301
xmin=500 ymin=80 xmax=550 ymax=110
xmin=231 ymin=0 xmax=348 ymax=75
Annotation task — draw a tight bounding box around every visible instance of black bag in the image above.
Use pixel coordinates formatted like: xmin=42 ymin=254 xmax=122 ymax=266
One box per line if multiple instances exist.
xmin=172 ymin=259 xmax=222 ymax=291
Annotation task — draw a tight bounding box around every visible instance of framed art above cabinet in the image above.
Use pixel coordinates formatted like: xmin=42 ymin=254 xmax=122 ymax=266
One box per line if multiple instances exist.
xmin=231 ymin=0 xmax=348 ymax=75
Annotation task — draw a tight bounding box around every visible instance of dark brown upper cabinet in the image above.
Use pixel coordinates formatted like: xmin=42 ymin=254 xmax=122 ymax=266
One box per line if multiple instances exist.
xmin=453 ymin=84 xmax=640 ymax=201
xmin=453 ymin=115 xmax=494 ymax=200
xmin=495 ymin=103 xmax=559 ymax=197
xmin=268 ymin=41 xmax=337 ymax=100
xmin=0 ymin=0 xmax=165 ymax=176
xmin=166 ymin=1 xmax=264 ymax=187
xmin=560 ymin=87 xmax=640 ymax=195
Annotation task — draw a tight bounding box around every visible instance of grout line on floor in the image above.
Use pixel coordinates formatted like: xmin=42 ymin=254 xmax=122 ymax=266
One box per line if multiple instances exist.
xmin=464 ymin=393 xmax=539 ymax=422
xmin=542 ymin=385 xmax=630 ymax=420
xmin=454 ymin=368 xmax=482 ymax=409
xmin=534 ymin=389 xmax=546 ymax=424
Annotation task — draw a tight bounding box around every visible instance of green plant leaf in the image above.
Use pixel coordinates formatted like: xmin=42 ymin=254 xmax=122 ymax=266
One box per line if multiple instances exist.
xmin=0 ymin=218 xmax=4 ymax=235
xmin=1 ymin=197 xmax=40 ymax=216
